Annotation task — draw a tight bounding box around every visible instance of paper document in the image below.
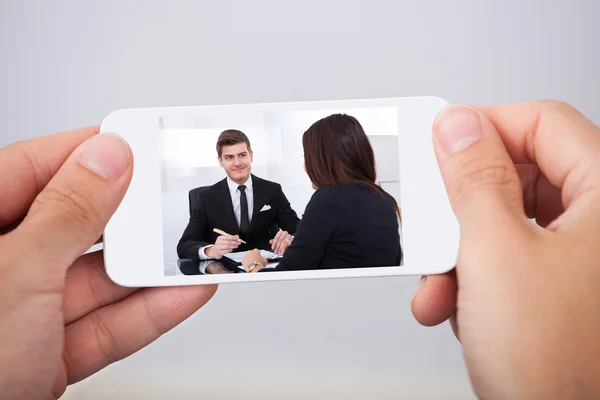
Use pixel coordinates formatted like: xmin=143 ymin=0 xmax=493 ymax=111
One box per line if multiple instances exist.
xmin=223 ymin=249 xmax=283 ymax=264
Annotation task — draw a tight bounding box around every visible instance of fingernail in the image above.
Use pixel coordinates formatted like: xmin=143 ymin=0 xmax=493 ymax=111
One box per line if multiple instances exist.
xmin=79 ymin=133 xmax=130 ymax=181
xmin=434 ymin=105 xmax=483 ymax=155
xmin=420 ymin=275 xmax=427 ymax=285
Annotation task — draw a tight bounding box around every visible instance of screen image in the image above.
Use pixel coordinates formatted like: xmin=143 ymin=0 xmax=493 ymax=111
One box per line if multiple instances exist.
xmin=159 ymin=106 xmax=404 ymax=277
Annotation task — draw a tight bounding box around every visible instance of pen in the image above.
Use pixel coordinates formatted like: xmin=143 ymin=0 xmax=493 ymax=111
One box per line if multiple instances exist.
xmin=213 ymin=228 xmax=247 ymax=244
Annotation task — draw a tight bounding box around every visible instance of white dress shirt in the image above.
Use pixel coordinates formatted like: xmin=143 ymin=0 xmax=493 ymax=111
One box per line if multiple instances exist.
xmin=198 ymin=175 xmax=254 ymax=260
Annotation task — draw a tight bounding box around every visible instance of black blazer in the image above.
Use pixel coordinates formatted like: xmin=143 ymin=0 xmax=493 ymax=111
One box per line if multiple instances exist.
xmin=177 ymin=175 xmax=301 ymax=259
xmin=268 ymin=184 xmax=402 ymax=271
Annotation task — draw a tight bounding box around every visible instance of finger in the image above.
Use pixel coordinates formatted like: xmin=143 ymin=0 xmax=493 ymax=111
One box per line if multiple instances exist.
xmin=478 ymin=101 xmax=600 ymax=227
xmin=516 ymin=164 xmax=564 ymax=227
xmin=281 ymin=238 xmax=292 ymax=252
xmin=433 ymin=105 xmax=527 ymax=232
xmin=217 ymin=235 xmax=237 ymax=244
xmin=218 ymin=242 xmax=232 ymax=251
xmin=8 ymin=133 xmax=133 ymax=273
xmin=273 ymin=237 xmax=285 ymax=252
xmin=225 ymin=241 xmax=239 ymax=250
xmin=63 ymin=250 xmax=138 ymax=325
xmin=0 ymin=126 xmax=98 ymax=228
xmin=1 ymin=219 xmax=108 ymax=241
xmin=278 ymin=235 xmax=290 ymax=252
xmin=224 ymin=237 xmax=241 ymax=245
xmin=277 ymin=237 xmax=290 ymax=253
xmin=218 ymin=244 xmax=236 ymax=254
xmin=228 ymin=235 xmax=241 ymax=244
xmin=218 ymin=239 xmax=235 ymax=247
xmin=411 ymin=270 xmax=457 ymax=327
xmin=271 ymin=231 xmax=283 ymax=246
xmin=56 ymin=284 xmax=218 ymax=395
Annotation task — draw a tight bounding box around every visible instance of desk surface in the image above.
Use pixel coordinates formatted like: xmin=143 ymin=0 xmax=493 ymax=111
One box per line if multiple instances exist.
xmin=177 ymin=256 xmax=279 ymax=276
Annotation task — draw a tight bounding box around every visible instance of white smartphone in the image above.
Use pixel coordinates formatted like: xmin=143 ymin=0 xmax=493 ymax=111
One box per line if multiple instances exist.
xmin=100 ymin=96 xmax=458 ymax=287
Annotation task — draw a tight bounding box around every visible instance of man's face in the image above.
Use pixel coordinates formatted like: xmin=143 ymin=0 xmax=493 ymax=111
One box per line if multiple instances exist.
xmin=219 ymin=142 xmax=253 ymax=184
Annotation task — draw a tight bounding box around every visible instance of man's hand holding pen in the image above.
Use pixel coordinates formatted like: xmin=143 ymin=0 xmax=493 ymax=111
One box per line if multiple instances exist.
xmin=205 ymin=230 xmax=243 ymax=259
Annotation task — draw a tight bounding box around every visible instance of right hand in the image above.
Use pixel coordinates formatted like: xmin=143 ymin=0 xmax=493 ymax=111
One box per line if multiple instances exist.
xmin=205 ymin=235 xmax=241 ymax=259
xmin=411 ymin=101 xmax=600 ymax=398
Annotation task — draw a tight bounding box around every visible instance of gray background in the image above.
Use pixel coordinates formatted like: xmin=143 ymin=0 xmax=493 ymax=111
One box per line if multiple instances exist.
xmin=1 ymin=1 xmax=598 ymax=398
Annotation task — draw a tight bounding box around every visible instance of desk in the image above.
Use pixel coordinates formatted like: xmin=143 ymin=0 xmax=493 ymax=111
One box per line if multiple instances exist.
xmin=177 ymin=256 xmax=279 ymax=275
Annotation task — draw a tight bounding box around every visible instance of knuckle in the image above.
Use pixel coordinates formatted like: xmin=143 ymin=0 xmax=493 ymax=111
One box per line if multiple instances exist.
xmin=33 ymin=184 xmax=102 ymax=237
xmin=140 ymin=292 xmax=164 ymax=337
xmin=536 ymin=100 xmax=590 ymax=126
xmin=538 ymin=99 xmax=578 ymax=116
xmin=18 ymin=142 xmax=47 ymax=192
xmin=451 ymin=156 xmax=519 ymax=204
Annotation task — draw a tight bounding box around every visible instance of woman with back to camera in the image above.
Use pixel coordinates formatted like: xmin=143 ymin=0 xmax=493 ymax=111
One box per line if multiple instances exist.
xmin=241 ymin=113 xmax=403 ymax=273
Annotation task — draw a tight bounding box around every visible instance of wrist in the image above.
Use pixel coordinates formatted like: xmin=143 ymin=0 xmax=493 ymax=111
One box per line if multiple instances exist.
xmin=205 ymin=246 xmax=218 ymax=259
xmin=245 ymin=261 xmax=265 ymax=272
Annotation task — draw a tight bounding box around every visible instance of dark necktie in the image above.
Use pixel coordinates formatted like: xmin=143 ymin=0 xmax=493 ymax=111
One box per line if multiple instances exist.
xmin=238 ymin=185 xmax=249 ymax=237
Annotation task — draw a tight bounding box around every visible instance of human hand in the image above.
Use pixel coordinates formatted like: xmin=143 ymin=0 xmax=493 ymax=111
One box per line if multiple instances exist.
xmin=241 ymin=249 xmax=268 ymax=272
xmin=270 ymin=230 xmax=292 ymax=254
xmin=411 ymin=101 xmax=600 ymax=398
xmin=206 ymin=234 xmax=241 ymax=259
xmin=0 ymin=127 xmax=218 ymax=399
xmin=205 ymin=262 xmax=232 ymax=274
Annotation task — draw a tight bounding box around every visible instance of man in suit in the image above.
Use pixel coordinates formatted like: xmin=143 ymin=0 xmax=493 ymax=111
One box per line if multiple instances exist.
xmin=177 ymin=129 xmax=300 ymax=261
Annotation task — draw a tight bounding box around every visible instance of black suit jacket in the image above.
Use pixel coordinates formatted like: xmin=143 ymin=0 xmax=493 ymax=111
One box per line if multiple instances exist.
xmin=177 ymin=175 xmax=300 ymax=259
xmin=268 ymin=183 xmax=402 ymax=271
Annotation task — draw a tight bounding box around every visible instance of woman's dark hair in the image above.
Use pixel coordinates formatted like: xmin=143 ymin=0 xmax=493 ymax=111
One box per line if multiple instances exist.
xmin=302 ymin=113 xmax=401 ymax=220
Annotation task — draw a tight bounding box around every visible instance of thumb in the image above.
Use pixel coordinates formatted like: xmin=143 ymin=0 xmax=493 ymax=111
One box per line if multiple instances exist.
xmin=432 ymin=104 xmax=526 ymax=232
xmin=9 ymin=133 xmax=133 ymax=273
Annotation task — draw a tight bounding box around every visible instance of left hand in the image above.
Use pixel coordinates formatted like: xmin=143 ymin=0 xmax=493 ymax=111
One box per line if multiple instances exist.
xmin=241 ymin=249 xmax=268 ymax=272
xmin=270 ymin=230 xmax=293 ymax=254
xmin=0 ymin=127 xmax=218 ymax=399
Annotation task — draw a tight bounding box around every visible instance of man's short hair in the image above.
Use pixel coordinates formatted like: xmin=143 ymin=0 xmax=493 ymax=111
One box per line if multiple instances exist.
xmin=216 ymin=129 xmax=251 ymax=157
